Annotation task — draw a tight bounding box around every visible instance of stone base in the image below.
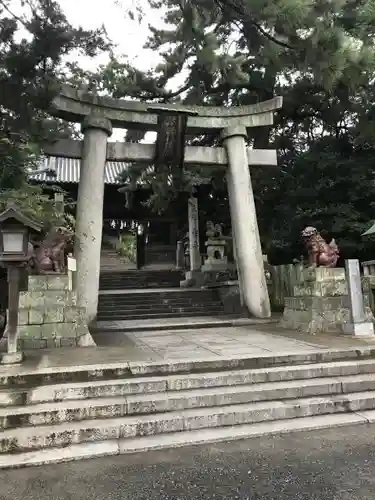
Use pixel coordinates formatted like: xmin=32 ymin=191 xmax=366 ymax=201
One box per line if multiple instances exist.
xmin=342 ymin=321 xmax=375 ymax=337
xmin=17 ymin=274 xmax=94 ymax=349
xmin=180 ymin=270 xmax=204 ymax=288
xmin=201 ymin=260 xmax=228 ymax=272
xmin=218 ymin=283 xmax=248 ymax=316
xmin=1 ymin=351 xmax=24 ymax=364
xmin=281 ymin=295 xmax=374 ymax=335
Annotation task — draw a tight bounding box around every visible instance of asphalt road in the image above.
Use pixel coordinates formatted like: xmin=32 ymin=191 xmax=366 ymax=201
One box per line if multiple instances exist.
xmin=1 ymin=424 xmax=375 ymax=500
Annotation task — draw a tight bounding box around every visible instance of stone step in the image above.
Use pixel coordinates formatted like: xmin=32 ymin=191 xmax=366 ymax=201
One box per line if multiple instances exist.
xmin=97 ymin=310 xmax=227 ymax=321
xmin=97 ymin=301 xmax=224 ymax=312
xmin=0 ymin=411 xmax=371 ymax=469
xmin=99 ymin=278 xmax=182 ymax=285
xmin=98 ymin=291 xmax=219 ymax=301
xmin=99 ymin=284 xmax=181 ymax=291
xmin=100 ymin=270 xmax=183 ymax=276
xmin=2 ymin=392 xmax=375 ymax=455
xmin=99 ymin=273 xmax=183 ymax=281
xmin=2 ymin=375 xmax=375 ymax=429
xmin=97 ymin=308 xmax=225 ymax=317
xmin=99 ymin=271 xmax=184 ymax=290
xmin=3 ymin=360 xmax=375 ymax=406
xmin=97 ymin=304 xmax=225 ymax=314
xmin=98 ymin=295 xmax=221 ymax=305
xmin=1 ymin=349 xmax=374 ymax=389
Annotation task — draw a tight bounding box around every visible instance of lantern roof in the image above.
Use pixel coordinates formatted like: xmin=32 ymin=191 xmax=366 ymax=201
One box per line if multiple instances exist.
xmin=0 ymin=204 xmax=42 ymax=232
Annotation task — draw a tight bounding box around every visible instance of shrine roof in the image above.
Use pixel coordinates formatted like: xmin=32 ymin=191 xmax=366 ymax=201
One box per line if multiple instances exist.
xmin=28 ymin=156 xmax=128 ymax=185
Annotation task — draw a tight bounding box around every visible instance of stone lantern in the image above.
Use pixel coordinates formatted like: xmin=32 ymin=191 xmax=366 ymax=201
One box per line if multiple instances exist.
xmin=0 ymin=204 xmax=42 ymax=364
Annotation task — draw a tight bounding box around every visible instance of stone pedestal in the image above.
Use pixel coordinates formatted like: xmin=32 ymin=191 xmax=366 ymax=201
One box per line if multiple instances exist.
xmin=281 ymin=267 xmax=374 ymax=335
xmin=15 ymin=275 xmax=93 ymax=349
xmin=201 ymin=238 xmax=228 ymax=271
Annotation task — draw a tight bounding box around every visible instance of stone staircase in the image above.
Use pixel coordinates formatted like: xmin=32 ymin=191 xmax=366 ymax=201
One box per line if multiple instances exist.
xmin=2 ymin=348 xmax=375 ymax=468
xmin=97 ymin=289 xmax=227 ymax=321
xmin=99 ymin=270 xmax=183 ymax=290
xmin=100 ymin=249 xmax=135 ymax=272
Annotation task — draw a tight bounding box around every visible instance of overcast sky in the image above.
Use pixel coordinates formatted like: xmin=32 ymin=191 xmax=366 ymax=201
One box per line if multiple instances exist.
xmin=60 ymin=0 xmax=162 ymax=72
xmin=57 ymin=0 xmax=166 ymax=141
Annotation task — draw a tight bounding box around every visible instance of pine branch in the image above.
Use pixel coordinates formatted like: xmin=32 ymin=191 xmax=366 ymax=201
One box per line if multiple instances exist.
xmin=0 ymin=0 xmax=29 ymax=29
xmin=212 ymin=0 xmax=295 ymax=50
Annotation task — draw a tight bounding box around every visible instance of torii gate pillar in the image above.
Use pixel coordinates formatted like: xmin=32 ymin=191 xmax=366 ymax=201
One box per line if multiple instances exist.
xmin=222 ymin=126 xmax=270 ymax=317
xmin=75 ymin=116 xmax=112 ymax=325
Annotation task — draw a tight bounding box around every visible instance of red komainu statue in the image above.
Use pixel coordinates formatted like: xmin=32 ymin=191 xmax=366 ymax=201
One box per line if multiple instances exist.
xmin=301 ymin=226 xmax=339 ymax=268
xmin=32 ymin=226 xmax=72 ymax=274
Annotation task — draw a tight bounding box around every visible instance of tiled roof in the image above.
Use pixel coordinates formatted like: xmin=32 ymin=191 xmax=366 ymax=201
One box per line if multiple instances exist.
xmin=28 ymin=157 xmax=129 ymax=185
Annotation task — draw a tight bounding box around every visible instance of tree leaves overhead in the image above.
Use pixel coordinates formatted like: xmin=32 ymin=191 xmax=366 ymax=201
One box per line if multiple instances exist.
xmin=106 ymin=0 xmax=375 ymax=260
xmin=0 ymin=0 xmax=111 ymax=190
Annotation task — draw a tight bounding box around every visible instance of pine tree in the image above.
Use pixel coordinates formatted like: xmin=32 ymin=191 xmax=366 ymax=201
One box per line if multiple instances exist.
xmin=104 ymin=0 xmax=375 ymax=257
xmin=0 ymin=0 xmax=111 ymax=189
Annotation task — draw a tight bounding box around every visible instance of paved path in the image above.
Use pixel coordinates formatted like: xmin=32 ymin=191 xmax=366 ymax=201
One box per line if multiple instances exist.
xmin=0 ymin=326 xmax=324 ymax=375
xmin=92 ymin=325 xmax=322 ymax=360
xmin=1 ymin=424 xmax=375 ymax=499
xmin=124 ymin=326 xmax=321 ymax=359
xmin=2 ymin=322 xmax=375 ymax=374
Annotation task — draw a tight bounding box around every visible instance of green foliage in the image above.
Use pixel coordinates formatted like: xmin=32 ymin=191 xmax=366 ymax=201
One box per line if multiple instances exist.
xmin=117 ymin=163 xmax=213 ymax=214
xmin=0 ymin=0 xmax=111 ymax=191
xmin=0 ymin=184 xmax=76 ymax=233
xmin=259 ymin=135 xmax=375 ymax=262
xmin=118 ymin=233 xmax=137 ymax=263
xmin=107 ymin=0 xmax=375 ymax=260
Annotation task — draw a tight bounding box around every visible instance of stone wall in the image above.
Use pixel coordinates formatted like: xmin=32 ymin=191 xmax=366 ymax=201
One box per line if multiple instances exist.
xmin=17 ymin=275 xmax=89 ymax=349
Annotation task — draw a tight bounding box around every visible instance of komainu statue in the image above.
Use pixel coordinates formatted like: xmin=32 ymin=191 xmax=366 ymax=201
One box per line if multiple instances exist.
xmin=32 ymin=226 xmax=72 ymax=274
xmin=301 ymin=226 xmax=339 ymax=268
xmin=206 ymin=221 xmax=224 ymax=239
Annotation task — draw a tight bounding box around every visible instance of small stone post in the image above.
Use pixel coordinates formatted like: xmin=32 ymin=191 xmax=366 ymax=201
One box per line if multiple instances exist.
xmin=188 ymin=196 xmax=200 ymax=271
xmin=176 ymin=240 xmax=184 ymax=269
xmin=343 ymin=259 xmax=375 ymax=336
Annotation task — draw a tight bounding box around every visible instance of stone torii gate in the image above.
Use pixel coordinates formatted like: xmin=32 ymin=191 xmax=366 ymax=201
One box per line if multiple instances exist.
xmin=47 ymin=86 xmax=283 ymax=323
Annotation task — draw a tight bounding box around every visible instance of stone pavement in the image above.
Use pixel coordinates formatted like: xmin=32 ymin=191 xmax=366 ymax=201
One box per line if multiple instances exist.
xmin=1 ymin=423 xmax=375 ymax=499
xmin=3 ymin=323 xmax=375 ymax=374
xmin=91 ymin=325 xmax=323 ymax=360
xmin=0 ymin=326 xmax=322 ymax=375
xmin=124 ymin=327 xmax=322 ymax=359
